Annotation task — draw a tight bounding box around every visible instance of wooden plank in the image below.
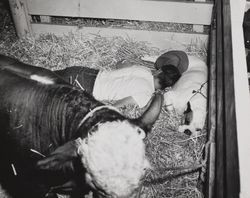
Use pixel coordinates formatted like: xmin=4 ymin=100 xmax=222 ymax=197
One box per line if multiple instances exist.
xmin=31 ymin=23 xmax=209 ymax=50
xmin=230 ymin=0 xmax=250 ymax=198
xmin=205 ymin=8 xmax=216 ymax=198
xmin=26 ymin=0 xmax=213 ymax=25
xmin=79 ymin=0 xmax=213 ymax=25
xmin=222 ymin=0 xmax=240 ymax=197
xmin=26 ymin=0 xmax=79 ymax=17
xmin=215 ymin=0 xmax=226 ymax=197
xmin=193 ymin=0 xmax=207 ymax=31
xmin=215 ymin=0 xmax=241 ymax=197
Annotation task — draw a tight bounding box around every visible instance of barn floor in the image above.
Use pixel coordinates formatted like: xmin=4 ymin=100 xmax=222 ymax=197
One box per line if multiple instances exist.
xmin=0 ymin=2 xmax=208 ymax=198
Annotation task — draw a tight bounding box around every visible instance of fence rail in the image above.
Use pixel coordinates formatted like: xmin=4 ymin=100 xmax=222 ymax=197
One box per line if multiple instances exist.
xmin=206 ymin=0 xmax=240 ymax=197
xmin=26 ymin=0 xmax=213 ymax=25
xmin=9 ymin=0 xmax=213 ymax=50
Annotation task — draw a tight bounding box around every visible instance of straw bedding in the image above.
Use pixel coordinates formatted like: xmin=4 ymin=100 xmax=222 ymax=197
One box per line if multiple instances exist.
xmin=0 ymin=6 xmax=208 ymax=198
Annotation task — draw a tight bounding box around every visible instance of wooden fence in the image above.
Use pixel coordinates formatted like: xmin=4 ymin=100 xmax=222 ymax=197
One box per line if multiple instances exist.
xmin=206 ymin=0 xmax=250 ymax=198
xmin=8 ymin=0 xmax=213 ymax=50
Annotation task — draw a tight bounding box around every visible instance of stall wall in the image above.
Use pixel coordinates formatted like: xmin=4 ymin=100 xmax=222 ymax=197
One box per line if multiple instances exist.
xmin=230 ymin=0 xmax=250 ymax=197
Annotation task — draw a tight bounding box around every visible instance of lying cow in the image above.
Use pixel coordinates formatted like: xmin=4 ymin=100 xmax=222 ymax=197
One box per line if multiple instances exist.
xmin=0 ymin=54 xmax=163 ymax=198
xmin=162 ymin=55 xmax=207 ymax=135
xmin=142 ymin=52 xmax=207 ymax=135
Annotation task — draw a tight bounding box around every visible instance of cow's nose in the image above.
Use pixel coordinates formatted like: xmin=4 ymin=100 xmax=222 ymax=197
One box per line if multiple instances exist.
xmin=184 ymin=129 xmax=192 ymax=136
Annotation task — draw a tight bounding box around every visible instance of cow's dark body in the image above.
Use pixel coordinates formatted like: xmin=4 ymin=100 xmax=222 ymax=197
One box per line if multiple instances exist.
xmin=55 ymin=66 xmax=99 ymax=94
xmin=0 ymin=56 xmax=107 ymax=197
xmin=0 ymin=55 xmax=67 ymax=84
xmin=0 ymin=55 xmax=163 ymax=198
xmin=0 ymin=70 xmax=101 ymax=152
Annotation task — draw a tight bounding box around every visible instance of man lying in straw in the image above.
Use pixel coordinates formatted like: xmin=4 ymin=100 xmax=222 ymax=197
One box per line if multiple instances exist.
xmin=54 ymin=54 xmax=182 ymax=109
xmin=57 ymin=50 xmax=207 ymax=136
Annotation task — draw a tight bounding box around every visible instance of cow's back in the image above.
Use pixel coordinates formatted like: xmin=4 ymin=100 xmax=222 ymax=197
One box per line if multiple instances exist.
xmin=0 ymin=70 xmax=64 ymax=151
xmin=0 ymin=69 xmax=97 ymax=198
xmin=0 ymin=54 xmax=67 ymax=85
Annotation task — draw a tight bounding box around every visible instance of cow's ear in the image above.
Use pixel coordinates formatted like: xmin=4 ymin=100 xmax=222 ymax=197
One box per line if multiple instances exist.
xmin=36 ymin=139 xmax=82 ymax=171
xmin=135 ymin=92 xmax=163 ymax=133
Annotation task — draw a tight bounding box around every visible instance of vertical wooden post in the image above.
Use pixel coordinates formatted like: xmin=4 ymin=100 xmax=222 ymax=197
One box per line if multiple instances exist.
xmin=205 ymin=7 xmax=216 ymax=198
xmin=230 ymin=0 xmax=250 ymax=198
xmin=8 ymin=0 xmax=32 ymax=37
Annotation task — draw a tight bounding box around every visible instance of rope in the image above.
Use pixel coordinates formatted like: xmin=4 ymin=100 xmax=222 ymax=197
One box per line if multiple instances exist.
xmin=189 ymin=81 xmax=208 ymax=101
xmin=142 ymin=163 xmax=205 ymax=186
xmin=76 ymin=105 xmax=121 ymax=131
xmin=141 ymin=136 xmax=210 ymax=186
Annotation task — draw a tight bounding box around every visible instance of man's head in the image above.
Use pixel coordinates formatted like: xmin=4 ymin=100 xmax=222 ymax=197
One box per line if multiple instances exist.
xmin=154 ymin=64 xmax=181 ymax=90
xmin=154 ymin=50 xmax=189 ymax=74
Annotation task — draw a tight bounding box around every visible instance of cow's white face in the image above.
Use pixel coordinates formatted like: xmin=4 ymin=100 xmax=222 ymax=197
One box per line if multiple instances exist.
xmin=35 ymin=93 xmax=163 ymax=197
xmin=78 ymin=120 xmax=150 ymax=197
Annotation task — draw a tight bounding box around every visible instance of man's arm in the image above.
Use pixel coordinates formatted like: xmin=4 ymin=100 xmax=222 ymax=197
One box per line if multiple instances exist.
xmin=113 ymin=95 xmax=155 ymax=109
xmin=113 ymin=96 xmax=138 ymax=108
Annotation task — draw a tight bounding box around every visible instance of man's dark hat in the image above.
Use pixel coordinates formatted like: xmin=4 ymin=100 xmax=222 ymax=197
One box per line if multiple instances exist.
xmin=154 ymin=50 xmax=189 ymax=74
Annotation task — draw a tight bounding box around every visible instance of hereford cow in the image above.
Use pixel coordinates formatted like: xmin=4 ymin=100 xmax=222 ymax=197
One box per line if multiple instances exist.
xmin=163 ymin=55 xmax=207 ymax=135
xmin=0 ymin=54 xmax=163 ymax=198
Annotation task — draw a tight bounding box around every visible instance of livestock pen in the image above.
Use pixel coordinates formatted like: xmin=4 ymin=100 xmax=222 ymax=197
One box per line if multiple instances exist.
xmin=0 ymin=0 xmax=249 ymax=198
xmin=8 ymin=0 xmax=214 ymax=53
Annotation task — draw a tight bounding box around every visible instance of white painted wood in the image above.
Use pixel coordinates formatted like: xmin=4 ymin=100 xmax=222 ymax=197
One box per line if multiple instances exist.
xmin=194 ymin=0 xmax=208 ymax=33
xmin=31 ymin=23 xmax=208 ymax=50
xmin=79 ymin=0 xmax=213 ymax=25
xmin=26 ymin=0 xmax=213 ymax=25
xmin=193 ymin=0 xmax=206 ymax=32
xmin=230 ymin=1 xmax=250 ymax=198
xmin=26 ymin=0 xmax=79 ymax=17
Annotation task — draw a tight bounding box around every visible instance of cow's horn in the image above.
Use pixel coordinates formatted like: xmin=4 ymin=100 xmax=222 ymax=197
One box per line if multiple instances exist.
xmin=135 ymin=92 xmax=163 ymax=133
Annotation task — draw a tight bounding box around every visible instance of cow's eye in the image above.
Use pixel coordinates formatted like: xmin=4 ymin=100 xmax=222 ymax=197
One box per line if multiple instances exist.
xmin=137 ymin=128 xmax=146 ymax=139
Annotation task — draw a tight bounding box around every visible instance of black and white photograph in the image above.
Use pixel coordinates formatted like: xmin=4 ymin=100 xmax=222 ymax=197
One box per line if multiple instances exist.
xmin=0 ymin=0 xmax=249 ymax=197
